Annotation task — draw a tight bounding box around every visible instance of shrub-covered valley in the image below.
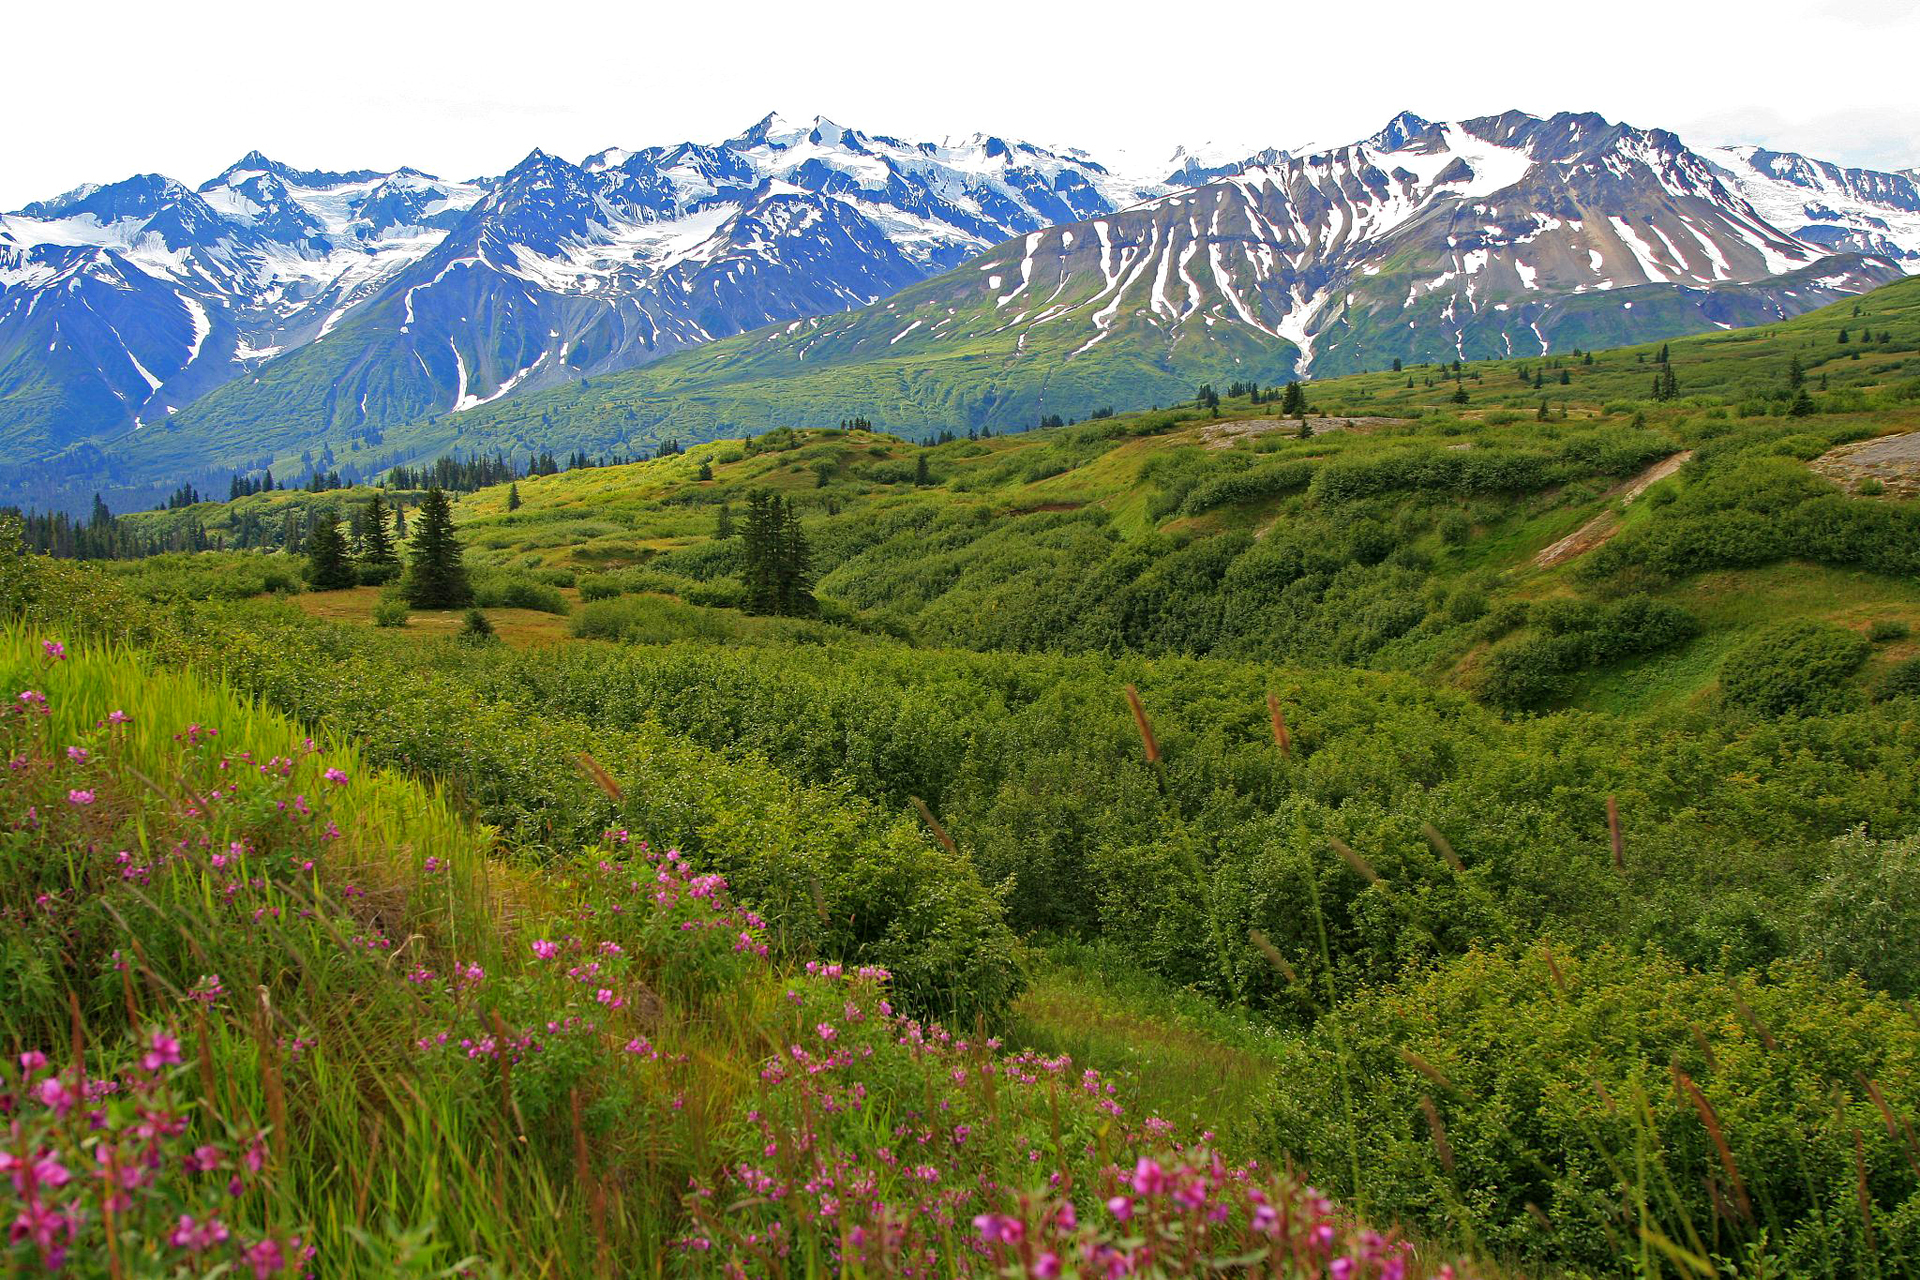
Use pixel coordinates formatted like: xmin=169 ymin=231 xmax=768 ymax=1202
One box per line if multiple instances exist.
xmin=7 ymin=276 xmax=1920 ymax=1276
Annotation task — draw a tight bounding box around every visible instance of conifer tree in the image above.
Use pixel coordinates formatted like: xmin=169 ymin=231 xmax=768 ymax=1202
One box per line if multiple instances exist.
xmin=507 ymin=482 xmax=522 ymax=512
xmin=402 ymin=487 xmax=472 ymax=609
xmin=360 ymin=492 xmax=397 ymax=572
xmin=716 ymin=503 xmax=735 ymax=539
xmin=1280 ymin=381 xmax=1307 ymax=417
xmin=914 ymin=454 xmax=931 ymax=486
xmin=697 ymin=460 xmax=714 ymax=482
xmin=304 ymin=508 xmax=357 ymax=591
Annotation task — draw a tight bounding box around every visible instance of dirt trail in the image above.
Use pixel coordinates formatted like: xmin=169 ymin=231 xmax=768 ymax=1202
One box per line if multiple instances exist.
xmin=1533 ymin=450 xmax=1692 ymax=569
xmin=1198 ymin=416 xmax=1408 ymax=450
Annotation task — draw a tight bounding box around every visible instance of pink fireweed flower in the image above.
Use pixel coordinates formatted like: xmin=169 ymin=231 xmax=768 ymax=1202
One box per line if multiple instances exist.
xmin=1131 ymin=1156 xmax=1168 ymax=1196
xmin=422 ymin=856 xmax=444 ymax=874
xmin=106 ymin=709 xmax=130 ymax=724
xmin=17 ymin=689 xmax=47 ymax=707
xmin=66 ymin=746 xmax=88 ymax=763
xmin=972 ymin=1214 xmax=1022 ymax=1246
xmin=1106 ymin=1195 xmax=1134 ymax=1222
xmin=43 ymin=640 xmax=67 ymax=661
xmin=186 ymin=974 xmax=225 ymax=1005
xmin=67 ymin=789 xmax=96 ymax=806
xmin=169 ymin=1214 xmax=231 ymax=1252
xmin=531 ymin=939 xmax=559 ymax=959
xmin=816 ymin=1023 xmax=838 ymax=1043
xmin=322 ymin=767 xmax=348 ymax=786
xmin=1034 ymin=1253 xmax=1062 ymax=1279
xmin=141 ymin=1030 xmax=183 ymax=1072
xmin=624 ymin=1037 xmax=658 ymax=1059
xmin=34 ymin=1074 xmax=77 ymax=1117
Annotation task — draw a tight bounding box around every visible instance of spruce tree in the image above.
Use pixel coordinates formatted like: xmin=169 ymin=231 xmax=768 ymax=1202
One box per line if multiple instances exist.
xmin=507 ymin=482 xmax=522 ymax=512
xmin=776 ymin=500 xmax=818 ymax=618
xmin=1280 ymin=381 xmax=1307 ymax=417
xmin=716 ymin=503 xmax=735 ymax=539
xmin=360 ymin=492 xmax=397 ymax=572
xmin=402 ymin=487 xmax=473 ymax=609
xmin=914 ymin=454 xmax=931 ymax=486
xmin=304 ymin=508 xmax=357 ymax=590
xmin=697 ymin=460 xmax=714 ymax=482
xmin=742 ymin=492 xmax=781 ymax=615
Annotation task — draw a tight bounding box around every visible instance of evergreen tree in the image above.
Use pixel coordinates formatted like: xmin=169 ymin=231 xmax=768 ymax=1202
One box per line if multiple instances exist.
xmin=741 ymin=492 xmax=817 ymax=617
xmin=715 ymin=503 xmax=735 ymax=539
xmin=742 ymin=493 xmax=780 ymax=615
xmin=914 ymin=454 xmax=931 ymax=486
xmin=1559 ymin=369 xmax=1570 ymax=386
xmin=1537 ymin=398 xmax=1550 ymax=421
xmin=1452 ymin=384 xmax=1470 ymax=405
xmin=507 ymin=482 xmax=522 ymax=511
xmin=1787 ymin=356 xmax=1806 ymax=390
xmin=1280 ymin=381 xmax=1307 ymax=416
xmin=776 ymin=500 xmax=818 ymax=618
xmin=304 ymin=508 xmax=357 ymax=590
xmin=360 ymin=492 xmax=397 ymax=571
xmin=401 ymin=487 xmax=473 ymax=608
xmin=697 ymin=460 xmax=714 ymax=482
xmin=1391 ymin=358 xmax=1402 ymax=372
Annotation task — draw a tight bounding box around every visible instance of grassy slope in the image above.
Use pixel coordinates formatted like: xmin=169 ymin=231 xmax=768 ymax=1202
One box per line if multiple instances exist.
xmin=368 ymin=261 xmax=1920 ymax=464
xmin=118 ymin=273 xmax=1920 ymax=715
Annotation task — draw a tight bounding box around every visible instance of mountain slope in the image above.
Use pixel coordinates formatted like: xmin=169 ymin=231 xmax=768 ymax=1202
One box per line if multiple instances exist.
xmin=6 ymin=109 xmax=1915 ymax=509
xmin=323 ymin=113 xmax=1903 ymax=456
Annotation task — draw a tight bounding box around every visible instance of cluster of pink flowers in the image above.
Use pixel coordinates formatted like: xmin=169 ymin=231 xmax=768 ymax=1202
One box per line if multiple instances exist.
xmin=2 ymin=1035 xmax=311 ymax=1276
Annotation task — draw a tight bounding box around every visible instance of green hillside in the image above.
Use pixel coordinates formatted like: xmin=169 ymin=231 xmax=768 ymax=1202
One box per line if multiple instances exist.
xmin=18 ymin=272 xmax=1920 ymax=1277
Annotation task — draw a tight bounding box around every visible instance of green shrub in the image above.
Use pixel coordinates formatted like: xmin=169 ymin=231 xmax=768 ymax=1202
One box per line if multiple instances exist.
xmin=572 ymin=594 xmax=733 ymax=644
xmin=1858 ymin=476 xmax=1887 ymax=495
xmin=472 ymin=574 xmax=569 ymax=615
xmin=1808 ymin=828 xmax=1920 ymax=996
xmin=371 ymin=597 xmax=409 ymax=628
xmin=1720 ymin=619 xmax=1870 ymax=716
xmin=1869 ymin=618 xmax=1911 ymax=643
xmin=459 ymin=608 xmax=496 ymax=642
xmin=1875 ymin=654 xmax=1920 ymax=702
xmin=1255 ymin=945 xmax=1920 ymax=1275
xmin=577 ymin=574 xmax=625 ymax=602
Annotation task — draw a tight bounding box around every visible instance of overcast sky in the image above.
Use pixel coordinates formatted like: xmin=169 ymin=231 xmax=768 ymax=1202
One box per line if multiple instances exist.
xmin=8 ymin=0 xmax=1919 ymax=209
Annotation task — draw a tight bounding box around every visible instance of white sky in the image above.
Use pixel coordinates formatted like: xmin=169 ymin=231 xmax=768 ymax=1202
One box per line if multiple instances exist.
xmin=7 ymin=0 xmax=1919 ymax=210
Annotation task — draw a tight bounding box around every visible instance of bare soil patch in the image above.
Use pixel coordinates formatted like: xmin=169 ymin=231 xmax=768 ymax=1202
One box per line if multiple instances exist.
xmin=1534 ymin=450 xmax=1692 ymax=569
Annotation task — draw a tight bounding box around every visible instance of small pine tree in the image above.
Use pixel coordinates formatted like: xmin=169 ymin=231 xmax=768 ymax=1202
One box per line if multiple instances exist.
xmin=1391 ymin=358 xmax=1402 ymax=372
xmin=716 ymin=503 xmax=735 ymax=539
xmin=1537 ymin=398 xmax=1550 ymax=421
xmin=507 ymin=482 xmax=521 ymax=511
xmin=914 ymin=454 xmax=931 ymax=486
xmin=1280 ymin=381 xmax=1307 ymax=416
xmin=697 ymin=460 xmax=714 ymax=482
xmin=1452 ymin=385 xmax=1470 ymax=405
xmin=304 ymin=509 xmax=357 ymax=590
xmin=1559 ymin=369 xmax=1570 ymax=386
xmin=360 ymin=492 xmax=397 ymax=570
xmin=460 ymin=608 xmax=495 ymax=642
xmin=402 ymin=488 xmax=472 ymax=609
xmin=1787 ymin=356 xmax=1806 ymax=390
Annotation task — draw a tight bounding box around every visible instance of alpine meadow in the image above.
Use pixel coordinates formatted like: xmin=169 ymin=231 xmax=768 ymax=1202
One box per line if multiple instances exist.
xmin=8 ymin=61 xmax=1920 ymax=1280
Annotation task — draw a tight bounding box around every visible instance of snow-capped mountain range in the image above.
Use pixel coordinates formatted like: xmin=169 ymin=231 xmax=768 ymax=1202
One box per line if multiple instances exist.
xmin=1 ymin=109 xmax=1915 ymax=508
xmin=859 ymin=110 xmax=1906 ymax=382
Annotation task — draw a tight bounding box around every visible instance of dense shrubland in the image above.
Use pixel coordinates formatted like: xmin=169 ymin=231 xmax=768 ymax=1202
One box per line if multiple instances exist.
xmin=13 ymin=279 xmax=1920 ymax=1275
